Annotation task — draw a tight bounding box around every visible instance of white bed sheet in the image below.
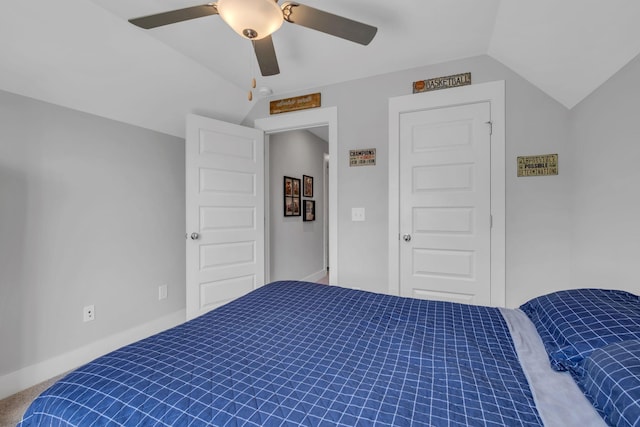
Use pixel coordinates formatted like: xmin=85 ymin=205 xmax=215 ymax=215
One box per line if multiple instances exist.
xmin=500 ymin=308 xmax=606 ymax=427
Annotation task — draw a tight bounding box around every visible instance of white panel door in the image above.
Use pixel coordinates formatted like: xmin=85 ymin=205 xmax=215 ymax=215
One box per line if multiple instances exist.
xmin=186 ymin=114 xmax=264 ymax=320
xmin=399 ymin=102 xmax=491 ymax=305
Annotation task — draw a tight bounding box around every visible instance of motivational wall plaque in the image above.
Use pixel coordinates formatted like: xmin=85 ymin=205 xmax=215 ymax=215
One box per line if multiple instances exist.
xmin=517 ymin=154 xmax=558 ymax=177
xmin=349 ymin=149 xmax=376 ymax=167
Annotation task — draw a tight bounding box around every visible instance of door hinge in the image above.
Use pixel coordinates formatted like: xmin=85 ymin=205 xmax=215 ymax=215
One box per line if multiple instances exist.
xmin=486 ymin=121 xmax=493 ymax=135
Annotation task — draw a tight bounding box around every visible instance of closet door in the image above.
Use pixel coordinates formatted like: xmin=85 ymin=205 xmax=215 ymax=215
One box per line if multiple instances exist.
xmin=389 ymin=81 xmax=505 ymax=307
xmin=185 ymin=114 xmax=264 ymax=320
xmin=399 ymin=102 xmax=491 ymax=305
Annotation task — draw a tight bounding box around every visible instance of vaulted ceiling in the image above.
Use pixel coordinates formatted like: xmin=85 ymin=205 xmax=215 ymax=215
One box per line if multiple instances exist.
xmin=1 ymin=0 xmax=639 ymax=138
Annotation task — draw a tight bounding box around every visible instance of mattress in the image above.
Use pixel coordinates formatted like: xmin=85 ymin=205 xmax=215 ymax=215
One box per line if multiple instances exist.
xmin=18 ymin=281 xmax=605 ymax=426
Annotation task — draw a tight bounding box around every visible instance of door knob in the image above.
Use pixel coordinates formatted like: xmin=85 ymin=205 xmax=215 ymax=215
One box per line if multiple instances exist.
xmin=402 ymin=234 xmax=411 ymax=242
xmin=190 ymin=232 xmax=200 ymax=240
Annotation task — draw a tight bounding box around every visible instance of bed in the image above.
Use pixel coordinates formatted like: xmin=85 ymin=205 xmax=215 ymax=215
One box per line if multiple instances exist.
xmin=18 ymin=281 xmax=640 ymax=426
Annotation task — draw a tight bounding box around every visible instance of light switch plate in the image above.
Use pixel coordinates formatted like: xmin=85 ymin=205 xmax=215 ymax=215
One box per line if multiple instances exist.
xmin=158 ymin=284 xmax=168 ymax=300
xmin=352 ymin=207 xmax=365 ymax=221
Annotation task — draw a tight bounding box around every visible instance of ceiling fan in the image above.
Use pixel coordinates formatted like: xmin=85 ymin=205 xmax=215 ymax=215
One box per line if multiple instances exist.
xmin=129 ymin=0 xmax=377 ymax=77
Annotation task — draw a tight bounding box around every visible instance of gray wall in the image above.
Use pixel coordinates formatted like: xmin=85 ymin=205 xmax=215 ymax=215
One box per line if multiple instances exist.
xmin=4 ymin=50 xmax=639 ymax=388
xmin=0 ymin=90 xmax=186 ymax=376
xmin=269 ymin=130 xmax=328 ymax=281
xmin=246 ymin=55 xmax=573 ymax=307
xmin=569 ymin=53 xmax=640 ymax=294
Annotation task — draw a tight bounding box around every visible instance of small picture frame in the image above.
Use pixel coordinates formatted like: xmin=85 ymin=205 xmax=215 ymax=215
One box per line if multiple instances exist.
xmin=303 ymin=200 xmax=316 ymax=222
xmin=292 ymin=177 xmax=300 ymax=197
xmin=293 ymin=198 xmax=300 ymax=216
xmin=303 ymin=175 xmax=313 ymax=198
xmin=284 ymin=196 xmax=294 ymax=216
xmin=284 ymin=176 xmax=293 ymax=196
xmin=284 ymin=176 xmax=301 ymax=217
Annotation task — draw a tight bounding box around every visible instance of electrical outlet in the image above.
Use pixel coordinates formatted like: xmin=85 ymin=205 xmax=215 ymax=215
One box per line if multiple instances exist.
xmin=158 ymin=285 xmax=168 ymax=301
xmin=83 ymin=305 xmax=95 ymax=322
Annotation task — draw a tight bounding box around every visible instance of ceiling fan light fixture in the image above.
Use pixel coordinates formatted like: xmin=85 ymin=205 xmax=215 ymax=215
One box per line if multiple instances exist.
xmin=217 ymin=0 xmax=283 ymax=40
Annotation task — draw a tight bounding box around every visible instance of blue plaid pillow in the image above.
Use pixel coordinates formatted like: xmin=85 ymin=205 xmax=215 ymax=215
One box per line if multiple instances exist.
xmin=520 ymin=288 xmax=640 ymax=371
xmin=574 ymin=340 xmax=640 ymax=427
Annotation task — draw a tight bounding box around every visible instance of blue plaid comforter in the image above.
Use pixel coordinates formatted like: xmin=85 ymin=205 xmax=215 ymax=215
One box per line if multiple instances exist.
xmin=19 ymin=281 xmax=543 ymax=426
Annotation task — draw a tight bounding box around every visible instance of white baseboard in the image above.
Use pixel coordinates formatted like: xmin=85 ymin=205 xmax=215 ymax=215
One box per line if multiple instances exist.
xmin=301 ymin=269 xmax=327 ymax=283
xmin=0 ymin=309 xmax=186 ymax=400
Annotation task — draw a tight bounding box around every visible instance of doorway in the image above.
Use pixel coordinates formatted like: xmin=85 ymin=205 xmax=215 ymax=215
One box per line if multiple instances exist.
xmin=267 ymin=127 xmax=328 ymax=282
xmin=255 ymin=107 xmax=338 ymax=286
xmin=388 ymin=81 xmax=506 ymax=307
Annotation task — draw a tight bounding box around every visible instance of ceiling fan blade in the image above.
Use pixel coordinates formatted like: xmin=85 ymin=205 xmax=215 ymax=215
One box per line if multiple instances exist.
xmin=129 ymin=4 xmax=218 ymax=29
xmin=282 ymin=2 xmax=377 ymax=46
xmin=253 ymin=36 xmax=280 ymax=76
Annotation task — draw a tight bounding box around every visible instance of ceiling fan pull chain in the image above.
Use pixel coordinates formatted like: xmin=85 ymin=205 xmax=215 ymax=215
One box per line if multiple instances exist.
xmin=248 ymin=42 xmax=255 ymax=102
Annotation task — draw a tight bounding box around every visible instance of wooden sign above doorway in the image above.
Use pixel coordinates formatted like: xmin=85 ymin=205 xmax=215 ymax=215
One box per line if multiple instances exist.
xmin=270 ymin=93 xmax=321 ymax=115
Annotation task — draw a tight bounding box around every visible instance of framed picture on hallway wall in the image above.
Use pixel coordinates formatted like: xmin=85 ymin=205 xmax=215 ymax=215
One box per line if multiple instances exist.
xmin=292 ymin=177 xmax=300 ymax=197
xmin=303 ymin=200 xmax=315 ymax=222
xmin=284 ymin=176 xmax=301 ymax=217
xmin=303 ymin=175 xmax=313 ymax=197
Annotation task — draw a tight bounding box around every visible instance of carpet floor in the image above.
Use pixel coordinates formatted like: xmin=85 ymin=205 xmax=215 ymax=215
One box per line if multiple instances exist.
xmin=0 ymin=375 xmax=63 ymax=427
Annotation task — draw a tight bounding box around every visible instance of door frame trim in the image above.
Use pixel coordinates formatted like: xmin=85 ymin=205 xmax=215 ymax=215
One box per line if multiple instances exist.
xmin=255 ymin=107 xmax=338 ymax=285
xmin=388 ymin=81 xmax=506 ymax=306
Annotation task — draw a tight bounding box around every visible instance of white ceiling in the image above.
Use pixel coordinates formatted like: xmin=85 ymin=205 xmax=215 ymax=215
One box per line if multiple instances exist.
xmin=1 ymin=0 xmax=639 ymax=138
